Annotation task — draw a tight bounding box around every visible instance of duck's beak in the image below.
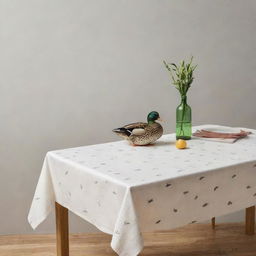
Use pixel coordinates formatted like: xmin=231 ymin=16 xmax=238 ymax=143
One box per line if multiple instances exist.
xmin=158 ymin=117 xmax=164 ymax=122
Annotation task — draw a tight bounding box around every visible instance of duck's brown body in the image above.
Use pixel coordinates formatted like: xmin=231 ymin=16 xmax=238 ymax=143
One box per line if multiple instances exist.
xmin=113 ymin=121 xmax=163 ymax=146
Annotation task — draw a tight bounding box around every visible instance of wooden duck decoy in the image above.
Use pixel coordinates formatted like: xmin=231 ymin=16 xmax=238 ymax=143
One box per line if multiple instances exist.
xmin=112 ymin=111 xmax=163 ymax=146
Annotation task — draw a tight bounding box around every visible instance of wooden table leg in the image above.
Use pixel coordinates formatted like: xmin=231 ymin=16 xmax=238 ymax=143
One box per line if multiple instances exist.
xmin=245 ymin=206 xmax=255 ymax=235
xmin=55 ymin=202 xmax=69 ymax=256
xmin=211 ymin=217 xmax=215 ymax=229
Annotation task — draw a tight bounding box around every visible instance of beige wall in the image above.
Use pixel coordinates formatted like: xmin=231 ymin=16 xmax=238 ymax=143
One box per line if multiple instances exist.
xmin=1 ymin=0 xmax=256 ymax=234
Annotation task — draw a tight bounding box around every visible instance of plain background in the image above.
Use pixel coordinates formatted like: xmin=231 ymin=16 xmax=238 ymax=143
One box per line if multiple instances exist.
xmin=0 ymin=0 xmax=256 ymax=234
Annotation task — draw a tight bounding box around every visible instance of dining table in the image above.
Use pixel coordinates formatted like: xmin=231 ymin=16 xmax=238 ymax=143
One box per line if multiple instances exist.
xmin=28 ymin=124 xmax=256 ymax=256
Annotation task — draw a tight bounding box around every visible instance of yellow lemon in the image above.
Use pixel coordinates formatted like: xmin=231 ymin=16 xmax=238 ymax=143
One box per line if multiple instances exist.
xmin=176 ymin=139 xmax=187 ymax=149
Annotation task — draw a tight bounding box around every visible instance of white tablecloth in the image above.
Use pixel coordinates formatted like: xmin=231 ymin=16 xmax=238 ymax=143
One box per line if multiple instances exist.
xmin=28 ymin=125 xmax=256 ymax=256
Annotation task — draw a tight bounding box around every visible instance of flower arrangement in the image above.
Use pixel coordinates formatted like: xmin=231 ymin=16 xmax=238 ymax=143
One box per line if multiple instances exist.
xmin=163 ymin=57 xmax=197 ymax=97
xmin=163 ymin=57 xmax=197 ymax=140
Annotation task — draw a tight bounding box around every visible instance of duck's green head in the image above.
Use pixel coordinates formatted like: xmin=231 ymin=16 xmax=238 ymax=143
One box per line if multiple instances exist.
xmin=147 ymin=111 xmax=161 ymax=124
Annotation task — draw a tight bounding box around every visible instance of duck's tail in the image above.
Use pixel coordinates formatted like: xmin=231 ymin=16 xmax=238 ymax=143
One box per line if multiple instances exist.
xmin=112 ymin=128 xmax=131 ymax=137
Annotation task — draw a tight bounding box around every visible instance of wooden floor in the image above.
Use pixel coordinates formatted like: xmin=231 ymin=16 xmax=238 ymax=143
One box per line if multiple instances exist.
xmin=1 ymin=223 xmax=256 ymax=256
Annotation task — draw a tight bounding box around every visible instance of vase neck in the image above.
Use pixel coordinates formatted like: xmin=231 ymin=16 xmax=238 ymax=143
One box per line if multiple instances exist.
xmin=180 ymin=95 xmax=187 ymax=104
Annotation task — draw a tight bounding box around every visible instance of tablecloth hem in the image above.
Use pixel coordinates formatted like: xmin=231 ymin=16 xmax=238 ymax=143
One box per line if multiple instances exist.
xmin=111 ymin=242 xmax=144 ymax=256
xmin=28 ymin=207 xmax=53 ymax=230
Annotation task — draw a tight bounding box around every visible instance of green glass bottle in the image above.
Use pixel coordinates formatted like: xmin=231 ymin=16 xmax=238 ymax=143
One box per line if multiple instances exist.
xmin=176 ymin=95 xmax=192 ymax=140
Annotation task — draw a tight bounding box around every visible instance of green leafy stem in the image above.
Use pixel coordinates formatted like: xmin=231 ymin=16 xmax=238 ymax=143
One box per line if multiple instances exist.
xmin=163 ymin=56 xmax=197 ymax=97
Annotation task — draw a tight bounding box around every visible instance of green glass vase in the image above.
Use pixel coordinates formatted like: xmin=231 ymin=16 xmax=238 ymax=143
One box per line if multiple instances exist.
xmin=176 ymin=95 xmax=192 ymax=140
